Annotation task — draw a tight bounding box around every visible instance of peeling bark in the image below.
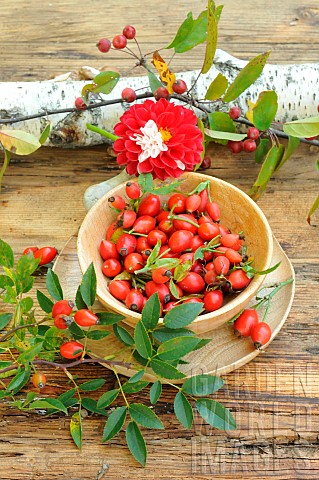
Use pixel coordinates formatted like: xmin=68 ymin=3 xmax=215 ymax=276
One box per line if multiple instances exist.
xmin=0 ymin=49 xmax=318 ymax=148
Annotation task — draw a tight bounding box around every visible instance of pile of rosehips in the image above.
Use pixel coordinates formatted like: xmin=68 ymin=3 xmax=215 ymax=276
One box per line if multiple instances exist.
xmin=99 ymin=180 xmax=252 ymax=316
xmin=233 ymin=308 xmax=272 ymax=349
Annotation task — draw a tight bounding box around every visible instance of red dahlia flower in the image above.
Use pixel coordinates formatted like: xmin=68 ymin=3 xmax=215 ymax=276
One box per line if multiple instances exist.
xmin=113 ymin=98 xmax=203 ymax=180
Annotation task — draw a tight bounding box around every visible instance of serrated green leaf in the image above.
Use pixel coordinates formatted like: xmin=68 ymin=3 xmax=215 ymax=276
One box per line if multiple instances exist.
xmin=307 ymin=194 xmax=319 ymax=225
xmin=96 ymin=311 xmax=125 ymax=325
xmin=164 ymin=302 xmax=203 ymax=329
xmin=58 ymin=388 xmax=76 ymax=404
xmin=23 ymin=391 xmax=37 ymax=406
xmin=150 ymin=359 xmax=186 ymax=379
xmin=138 ymin=173 xmax=153 ymax=192
xmin=157 ymin=336 xmax=200 ymax=361
xmin=68 ymin=321 xmax=85 ymax=340
xmin=75 ymin=285 xmax=88 ymax=310
xmin=128 ymin=370 xmax=145 ymax=384
xmin=129 ymin=403 xmax=164 ymax=429
xmin=93 ymin=71 xmax=120 ymax=95
xmin=182 ymin=374 xmax=224 ymax=396
xmin=80 ymin=262 xmax=96 ymax=308
xmin=126 ymin=421 xmax=147 ymax=466
xmin=205 ymin=128 xmax=246 ymax=142
xmin=141 ymin=293 xmax=160 ymax=330
xmin=0 ymin=130 xmax=41 ymax=155
xmin=174 ymin=391 xmax=193 ymax=429
xmin=255 ymin=138 xmax=270 ymax=164
xmin=0 ymin=274 xmax=14 ymax=289
xmin=29 ymin=398 xmax=68 ymax=415
xmin=46 ymin=269 xmax=63 ymax=301
xmin=122 ymin=380 xmax=149 ymax=394
xmin=196 ymin=398 xmax=236 ymax=430
xmin=152 ymin=327 xmax=195 ymax=343
xmin=0 ymin=239 xmax=14 ymax=268
xmin=205 ymin=73 xmax=228 ymax=100
xmin=248 ymin=144 xmax=285 ymax=200
xmin=134 ymin=321 xmax=152 ymax=359
xmin=36 ymin=290 xmax=54 ymax=314
xmin=275 ymin=135 xmax=300 ymax=171
xmin=97 ymin=389 xmax=120 ymax=409
xmin=148 ymin=71 xmax=162 ymax=93
xmin=166 ymin=10 xmax=207 ymax=53
xmin=39 ymin=123 xmax=51 ymax=145
xmin=102 ymin=406 xmax=126 ymax=442
xmin=17 ymin=342 xmax=43 ymax=363
xmin=223 ymin=52 xmax=270 ymax=103
xmin=81 ymin=397 xmax=108 ymax=416
xmin=151 ymin=180 xmax=183 ymax=196
xmin=0 ymin=313 xmax=12 ymax=329
xmin=201 ymin=0 xmax=218 ymax=74
xmin=79 ymin=378 xmax=106 ymax=392
xmin=169 ymin=279 xmax=180 ymax=299
xmin=113 ymin=324 xmax=134 ymax=346
xmin=252 ymin=91 xmax=278 ymax=130
xmin=7 ymin=368 xmax=30 ymax=393
xmin=70 ymin=412 xmax=82 ymax=449
xmin=283 ymin=115 xmax=319 ymax=138
xmin=86 ymin=329 xmax=111 ymax=340
xmin=20 ymin=296 xmax=33 ymax=313
xmin=150 ymin=380 xmax=162 ymax=404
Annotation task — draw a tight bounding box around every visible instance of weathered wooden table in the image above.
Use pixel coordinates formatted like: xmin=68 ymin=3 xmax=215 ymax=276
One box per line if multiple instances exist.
xmin=0 ymin=1 xmax=319 ymax=478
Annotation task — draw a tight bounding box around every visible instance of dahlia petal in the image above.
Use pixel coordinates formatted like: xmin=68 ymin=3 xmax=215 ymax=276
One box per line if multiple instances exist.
xmin=113 ymin=139 xmax=126 ymax=152
xmin=125 ymin=139 xmax=141 ymax=153
xmin=137 ymin=160 xmax=153 ymax=173
xmin=126 ymin=162 xmax=138 ymax=176
xmin=116 ymin=153 xmax=128 ymax=165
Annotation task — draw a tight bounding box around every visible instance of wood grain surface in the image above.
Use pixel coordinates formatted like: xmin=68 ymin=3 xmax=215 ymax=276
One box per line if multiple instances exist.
xmin=0 ymin=1 xmax=319 ymax=479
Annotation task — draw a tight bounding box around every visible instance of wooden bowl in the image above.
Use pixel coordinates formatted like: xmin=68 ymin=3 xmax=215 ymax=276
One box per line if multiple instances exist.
xmin=77 ymin=172 xmax=273 ymax=334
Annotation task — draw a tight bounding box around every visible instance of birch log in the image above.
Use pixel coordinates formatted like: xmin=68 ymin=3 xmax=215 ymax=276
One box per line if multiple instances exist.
xmin=1 ymin=49 xmax=319 ymax=148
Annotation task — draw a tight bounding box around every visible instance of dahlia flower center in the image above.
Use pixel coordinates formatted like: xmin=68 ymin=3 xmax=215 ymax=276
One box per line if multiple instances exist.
xmin=159 ymin=127 xmax=172 ymax=143
xmin=129 ymin=119 xmax=168 ymax=162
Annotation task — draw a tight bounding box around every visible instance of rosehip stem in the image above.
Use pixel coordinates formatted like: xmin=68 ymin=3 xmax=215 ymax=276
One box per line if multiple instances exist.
xmin=169 ymin=215 xmax=199 ymax=228
xmin=251 ymin=277 xmax=294 ymax=311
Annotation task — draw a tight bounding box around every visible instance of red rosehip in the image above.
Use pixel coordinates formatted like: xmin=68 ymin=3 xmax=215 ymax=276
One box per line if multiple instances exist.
xmin=172 ymin=79 xmax=187 ymax=94
xmin=199 ymin=156 xmax=211 ymax=170
xmin=125 ymin=289 xmax=145 ymax=312
xmin=154 ymin=87 xmax=170 ymax=100
xmin=122 ymin=25 xmax=136 ymax=39
xmin=60 ymin=341 xmax=84 ymax=359
xmin=108 ymin=195 xmax=126 ymax=210
xmin=74 ymin=97 xmax=86 ymax=110
xmin=250 ymin=322 xmax=272 ymax=349
xmin=121 ymin=88 xmax=137 ymax=103
xmin=228 ymin=140 xmax=243 ymax=154
xmin=34 ymin=247 xmax=57 ymax=266
xmin=52 ymin=300 xmax=74 ymax=318
xmin=243 ymin=139 xmax=257 ymax=152
xmin=229 ymin=106 xmax=241 ymax=120
xmin=97 ymin=38 xmax=111 ymax=53
xmin=74 ymin=309 xmax=99 ymax=327
xmin=112 ymin=34 xmax=127 ymax=49
xmin=32 ymin=372 xmax=47 ymax=389
xmin=177 ymin=272 xmax=205 ymax=294
xmin=247 ymin=127 xmax=260 ymax=140
xmin=204 ymin=290 xmax=224 ymax=312
xmin=109 ymin=280 xmax=131 ymax=301
xmin=23 ymin=246 xmax=38 ymax=255
xmin=233 ymin=309 xmax=259 ymax=337
xmin=125 ymin=181 xmax=141 ymax=199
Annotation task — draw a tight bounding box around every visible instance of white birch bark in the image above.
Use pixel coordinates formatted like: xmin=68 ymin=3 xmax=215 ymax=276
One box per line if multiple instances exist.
xmin=1 ymin=49 xmax=319 ymax=148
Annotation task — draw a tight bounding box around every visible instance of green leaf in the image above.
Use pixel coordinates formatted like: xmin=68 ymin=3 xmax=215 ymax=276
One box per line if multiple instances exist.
xmin=17 ymin=342 xmax=43 ymax=363
xmin=0 ymin=313 xmax=12 ymax=329
xmin=252 ymin=91 xmax=278 ymax=130
xmin=214 ymin=4 xmax=224 ymax=22
xmin=164 ymin=302 xmax=203 ymax=329
xmin=68 ymin=321 xmax=85 ymax=340
xmin=166 ymin=10 xmax=207 ymax=53
xmin=201 ymin=0 xmax=218 ymax=74
xmin=0 ymin=239 xmax=14 ymax=268
xmin=283 ymin=115 xmax=319 ymax=138
xmin=113 ymin=324 xmax=134 ymax=346
xmin=151 ymin=181 xmax=183 ymax=196
xmin=205 ymin=128 xmax=246 ymax=142
xmin=205 ymin=73 xmax=228 ymax=100
xmin=196 ymin=398 xmax=236 ymax=430
xmin=138 ymin=173 xmax=153 ymax=193
xmin=122 ymin=380 xmax=149 ymax=394
xmin=134 ymin=321 xmax=152 ymax=359
xmin=81 ymin=397 xmax=108 ymax=416
xmin=70 ymin=412 xmax=82 ymax=449
xmin=307 ymin=194 xmax=319 ymax=225
xmin=128 ymin=370 xmax=145 ymax=384
xmin=36 ymin=290 xmax=54 ymax=314
xmin=79 ymin=378 xmax=106 ymax=392
xmin=0 ymin=274 xmax=14 ymax=288
xmin=141 ymin=293 xmax=160 ymax=330
xmin=20 ymin=296 xmax=33 ymax=313
xmin=46 ymin=269 xmax=63 ymax=301
xmin=0 ymin=361 xmax=14 ymax=370
xmin=150 ymin=380 xmax=162 ymax=404
xmin=29 ymin=398 xmax=68 ymax=415
xmin=174 ymin=391 xmax=193 ymax=429
xmin=96 ymin=311 xmax=125 ymax=325
xmin=248 ymin=144 xmax=285 ymax=200
xmin=58 ymin=388 xmax=76 ymax=404
xmin=169 ymin=279 xmax=180 ymax=299
xmin=86 ymin=329 xmax=111 ymax=340
xmin=148 ymin=71 xmax=162 ymax=93
xmin=150 ymin=359 xmax=186 ymax=379
xmin=97 ymin=389 xmax=120 ymax=409
xmin=0 ymin=130 xmax=41 ymax=155
xmin=126 ymin=421 xmax=147 ymax=466
xmin=182 ymin=374 xmax=224 ymax=396
xmin=93 ymin=71 xmax=120 ymax=95
xmin=75 ymin=285 xmax=88 ymax=310
xmin=255 ymin=138 xmax=270 ymax=164
xmin=207 ymin=111 xmax=236 ymax=145
xmin=223 ymin=51 xmax=270 ymax=103
xmin=102 ymin=406 xmax=127 ymax=442
xmin=39 ymin=123 xmax=51 ymax=145
xmin=157 ymin=336 xmax=200 ymax=361
xmin=152 ymin=327 xmax=195 ymax=343
xmin=80 ymin=262 xmax=96 ymax=308
xmin=275 ymin=135 xmax=300 ymax=171
xmin=23 ymin=391 xmax=37 ymax=406
xmin=129 ymin=403 xmax=164 ymax=429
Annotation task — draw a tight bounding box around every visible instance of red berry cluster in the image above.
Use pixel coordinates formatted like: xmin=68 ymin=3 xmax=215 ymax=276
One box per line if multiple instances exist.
xmin=100 ymin=182 xmax=252 ymax=316
xmin=233 ymin=308 xmax=272 ymax=349
xmin=228 ymin=106 xmax=260 ymax=154
xmin=23 ymin=246 xmax=57 ymax=266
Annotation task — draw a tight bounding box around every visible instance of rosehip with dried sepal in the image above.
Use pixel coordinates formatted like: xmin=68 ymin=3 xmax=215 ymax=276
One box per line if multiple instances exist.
xmin=74 ymin=97 xmax=86 ymax=110
xmin=108 ymin=195 xmax=126 ymax=210
xmin=152 ymin=267 xmax=172 ymax=284
xmin=250 ymin=322 xmax=272 ymax=349
xmin=125 ymin=181 xmax=141 ymax=199
xmin=54 ymin=314 xmax=73 ymax=330
xmin=243 ymin=139 xmax=257 ymax=153
xmin=112 ymin=34 xmax=127 ymax=49
xmin=122 ymin=25 xmax=136 ymax=39
xmin=247 ymin=127 xmax=260 ymax=140
xmin=74 ymin=309 xmax=99 ymax=327
xmin=233 ymin=308 xmax=259 ymax=337
xmin=52 ymin=300 xmax=74 ymax=318
xmin=145 ymin=281 xmax=171 ymax=304
xmin=60 ymin=341 xmax=84 ymax=359
xmin=121 ymin=88 xmax=137 ymax=103
xmin=32 ymin=372 xmax=47 ymax=389
xmin=154 ymin=87 xmax=170 ymax=100
xmin=228 ymin=140 xmax=243 ymax=154
xmin=116 ymin=233 xmax=137 ymax=256
xmin=34 ymin=247 xmax=57 ymax=266
xmin=229 ymin=106 xmax=241 ymax=120
xmin=125 ymin=289 xmax=144 ymax=312
xmin=172 ymin=79 xmax=188 ymax=94
xmin=97 ymin=38 xmax=111 ymax=53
